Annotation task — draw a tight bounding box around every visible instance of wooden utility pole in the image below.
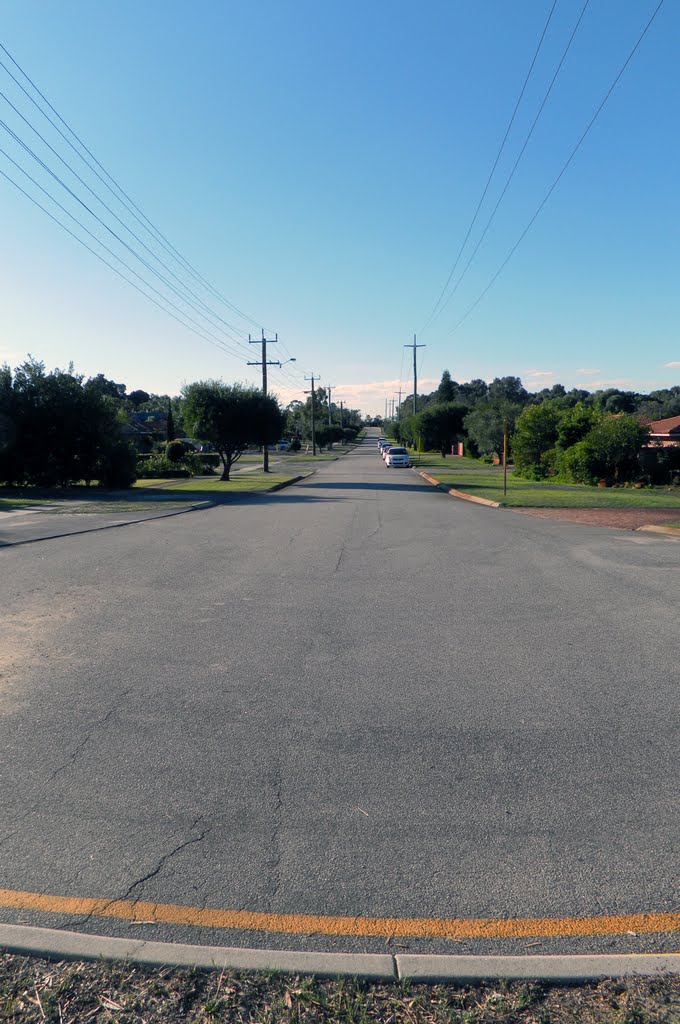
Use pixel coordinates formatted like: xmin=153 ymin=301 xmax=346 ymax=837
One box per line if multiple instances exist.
xmin=405 ymin=334 xmax=425 ymax=415
xmin=503 ymin=417 xmax=508 ymax=497
xmin=248 ymin=332 xmax=279 ymax=472
xmin=327 ymin=384 xmax=336 ymax=426
xmin=304 ymin=374 xmax=318 ymax=456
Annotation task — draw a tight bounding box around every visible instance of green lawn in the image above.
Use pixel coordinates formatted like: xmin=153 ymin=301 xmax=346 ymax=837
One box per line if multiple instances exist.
xmin=411 ymin=457 xmax=680 ymax=508
xmin=0 ymin=471 xmax=299 ymax=512
xmin=154 ymin=473 xmax=294 ymax=494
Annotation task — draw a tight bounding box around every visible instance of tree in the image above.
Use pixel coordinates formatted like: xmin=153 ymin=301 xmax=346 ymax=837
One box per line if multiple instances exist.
xmin=436 ymin=370 xmax=457 ymax=403
xmin=416 ymin=402 xmax=467 ymax=456
xmin=556 ymin=413 xmax=650 ymax=483
xmin=512 ymin=401 xmax=563 ymax=478
xmin=84 ymin=374 xmax=127 ymax=401
xmin=128 ymin=389 xmax=150 ymax=407
xmin=457 ymin=378 xmax=489 ymax=404
xmin=464 ymin=400 xmax=522 ymax=461
xmin=0 ymin=358 xmax=129 ymax=487
xmin=166 ymin=400 xmax=175 ymax=442
xmin=181 ymin=381 xmax=283 ymax=480
xmin=488 ymin=376 xmax=529 ymax=405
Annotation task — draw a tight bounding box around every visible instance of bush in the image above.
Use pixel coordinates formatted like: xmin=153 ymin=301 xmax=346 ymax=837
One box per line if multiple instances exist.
xmin=99 ymin=440 xmax=138 ymax=488
xmin=138 ymin=454 xmax=186 ymax=477
xmin=165 ymin=439 xmax=187 ymax=463
xmin=555 ymin=440 xmax=598 ymax=484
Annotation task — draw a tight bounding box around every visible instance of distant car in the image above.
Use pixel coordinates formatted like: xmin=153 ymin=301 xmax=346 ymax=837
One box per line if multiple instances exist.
xmin=385 ymin=446 xmax=410 ymax=467
xmin=381 ymin=443 xmax=397 ymax=461
xmin=267 ymin=440 xmax=291 ymax=451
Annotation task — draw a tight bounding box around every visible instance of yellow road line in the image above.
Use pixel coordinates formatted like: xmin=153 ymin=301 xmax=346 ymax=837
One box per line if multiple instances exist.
xmin=0 ymin=888 xmax=679 ymax=939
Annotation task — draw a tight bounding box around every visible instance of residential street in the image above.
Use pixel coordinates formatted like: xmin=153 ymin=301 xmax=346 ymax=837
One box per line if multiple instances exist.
xmin=1 ymin=435 xmax=678 ymax=957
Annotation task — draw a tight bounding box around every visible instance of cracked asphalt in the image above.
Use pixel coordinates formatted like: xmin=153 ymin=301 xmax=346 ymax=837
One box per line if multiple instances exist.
xmin=0 ymin=432 xmax=678 ymax=957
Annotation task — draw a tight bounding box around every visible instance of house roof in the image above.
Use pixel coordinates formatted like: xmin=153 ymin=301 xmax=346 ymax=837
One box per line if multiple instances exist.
xmin=649 ymin=415 xmax=680 ymax=436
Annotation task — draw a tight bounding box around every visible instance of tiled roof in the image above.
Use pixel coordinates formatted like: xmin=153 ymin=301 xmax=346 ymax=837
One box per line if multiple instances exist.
xmin=649 ymin=415 xmax=680 ymax=435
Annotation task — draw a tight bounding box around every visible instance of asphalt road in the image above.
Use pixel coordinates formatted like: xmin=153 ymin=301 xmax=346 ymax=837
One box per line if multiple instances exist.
xmin=1 ymin=433 xmax=678 ymax=957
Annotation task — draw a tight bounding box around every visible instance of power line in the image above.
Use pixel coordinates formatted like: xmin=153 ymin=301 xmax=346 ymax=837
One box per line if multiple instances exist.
xmin=428 ymin=0 xmax=591 ymax=328
xmin=0 ymin=153 xmax=248 ymax=363
xmin=0 ymin=42 xmax=267 ymax=333
xmin=0 ymin=85 xmax=254 ymax=345
xmin=449 ymin=0 xmax=666 ymax=334
xmin=420 ymin=0 xmax=559 ymax=334
xmin=0 ymin=116 xmax=256 ymax=357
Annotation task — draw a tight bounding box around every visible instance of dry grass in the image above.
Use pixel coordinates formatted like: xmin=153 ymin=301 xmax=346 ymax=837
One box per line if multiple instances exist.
xmin=1 ymin=953 xmax=679 ymax=1023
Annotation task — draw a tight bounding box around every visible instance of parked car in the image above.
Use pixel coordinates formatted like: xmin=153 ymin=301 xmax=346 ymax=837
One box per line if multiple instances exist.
xmin=381 ymin=443 xmax=397 ymax=460
xmin=268 ymin=439 xmax=291 ymax=451
xmin=385 ymin=446 xmax=410 ymax=467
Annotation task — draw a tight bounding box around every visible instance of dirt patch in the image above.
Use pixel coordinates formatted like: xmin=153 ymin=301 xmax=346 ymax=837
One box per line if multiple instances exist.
xmin=1 ymin=952 xmax=679 ymax=1023
xmin=509 ymin=507 xmax=680 ymax=531
xmin=0 ymin=587 xmax=101 ymax=713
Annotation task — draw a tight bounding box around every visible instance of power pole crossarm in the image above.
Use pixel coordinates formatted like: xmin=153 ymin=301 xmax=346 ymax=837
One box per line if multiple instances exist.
xmin=405 ymin=334 xmax=425 ymax=416
xmin=248 ymin=331 xmax=279 ymax=472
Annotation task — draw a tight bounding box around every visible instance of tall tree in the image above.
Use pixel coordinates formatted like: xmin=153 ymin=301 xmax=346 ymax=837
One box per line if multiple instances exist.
xmin=181 ymin=381 xmax=283 ymax=480
xmin=436 ymin=370 xmax=457 ymax=403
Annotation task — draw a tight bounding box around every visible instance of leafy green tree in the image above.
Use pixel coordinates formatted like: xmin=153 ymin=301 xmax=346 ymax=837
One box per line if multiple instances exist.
xmin=555 ymin=403 xmax=600 ymax=451
xmin=488 ymin=376 xmax=528 ymax=405
xmin=415 ymin=401 xmax=467 ymax=456
xmin=127 ymin=389 xmax=150 ymax=407
xmin=436 ymin=370 xmax=457 ymax=403
xmin=464 ymin=400 xmax=522 ymax=462
xmin=556 ymin=413 xmax=649 ymax=483
xmin=181 ymin=381 xmax=283 ymax=480
xmin=512 ymin=401 xmax=562 ymax=478
xmin=457 ymin=378 xmax=488 ymax=404
xmin=0 ymin=358 xmax=130 ymax=487
xmin=84 ymin=374 xmax=127 ymax=401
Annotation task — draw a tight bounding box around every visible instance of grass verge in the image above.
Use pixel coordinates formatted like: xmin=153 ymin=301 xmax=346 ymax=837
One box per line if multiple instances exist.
xmin=411 ymin=459 xmax=680 ymax=509
xmin=0 ymin=472 xmax=298 ymax=512
xmin=1 ymin=953 xmax=678 ymax=1023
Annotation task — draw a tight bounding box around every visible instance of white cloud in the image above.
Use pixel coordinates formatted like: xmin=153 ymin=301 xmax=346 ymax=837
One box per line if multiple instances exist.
xmin=575 ymin=368 xmax=601 ymax=375
xmin=0 ymin=347 xmax=27 ymax=366
xmin=525 ymin=370 xmax=554 ymax=378
xmin=587 ymin=378 xmax=636 ymax=389
xmin=664 ymin=361 xmax=680 ymax=368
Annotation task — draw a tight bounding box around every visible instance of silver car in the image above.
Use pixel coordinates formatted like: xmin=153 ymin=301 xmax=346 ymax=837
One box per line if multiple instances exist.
xmin=385 ymin=446 xmax=410 ymax=467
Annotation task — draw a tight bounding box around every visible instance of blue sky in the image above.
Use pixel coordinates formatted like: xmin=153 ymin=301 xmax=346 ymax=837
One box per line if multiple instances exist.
xmin=1 ymin=0 xmax=678 ymax=416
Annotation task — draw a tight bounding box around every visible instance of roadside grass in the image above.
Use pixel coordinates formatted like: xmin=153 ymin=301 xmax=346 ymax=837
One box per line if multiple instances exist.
xmin=0 ymin=471 xmax=299 ymax=512
xmin=409 ymin=457 xmax=680 ymax=509
xmin=150 ymin=473 xmax=294 ymax=495
xmin=1 ymin=953 xmax=679 ymax=1023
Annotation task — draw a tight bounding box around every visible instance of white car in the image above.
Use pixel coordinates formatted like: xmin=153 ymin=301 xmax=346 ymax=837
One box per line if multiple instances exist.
xmin=385 ymin=446 xmax=410 ymax=467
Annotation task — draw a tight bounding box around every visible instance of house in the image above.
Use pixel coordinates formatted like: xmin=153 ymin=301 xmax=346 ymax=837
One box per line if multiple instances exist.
xmin=648 ymin=416 xmax=680 ymax=447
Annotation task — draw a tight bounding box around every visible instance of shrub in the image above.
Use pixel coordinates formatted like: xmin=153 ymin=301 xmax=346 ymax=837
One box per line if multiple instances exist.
xmin=99 ymin=440 xmax=138 ymax=488
xmin=165 ymin=439 xmax=187 ymax=463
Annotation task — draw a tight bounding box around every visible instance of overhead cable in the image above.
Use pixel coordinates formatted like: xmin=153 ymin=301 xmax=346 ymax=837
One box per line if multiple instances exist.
xmin=0 ymin=42 xmax=267 ymax=333
xmin=429 ymin=0 xmax=591 ymax=328
xmin=420 ymin=0 xmax=559 ymax=334
xmin=449 ymin=0 xmax=666 ymax=334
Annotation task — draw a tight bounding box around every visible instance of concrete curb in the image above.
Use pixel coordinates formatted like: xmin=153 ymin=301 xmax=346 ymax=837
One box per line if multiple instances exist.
xmin=0 ymin=924 xmax=394 ymax=979
xmin=418 ymin=471 xmax=500 ymax=508
xmin=2 ymin=925 xmax=680 ymax=981
xmin=636 ymin=524 xmax=680 ymax=538
xmin=266 ymin=472 xmax=313 ymax=493
xmin=0 ymin=500 xmax=215 ymax=548
xmin=395 ymin=952 xmax=680 ymax=982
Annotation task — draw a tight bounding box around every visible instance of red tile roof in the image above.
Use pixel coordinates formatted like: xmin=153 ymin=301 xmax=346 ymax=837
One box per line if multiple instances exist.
xmin=649 ymin=416 xmax=680 ymax=436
